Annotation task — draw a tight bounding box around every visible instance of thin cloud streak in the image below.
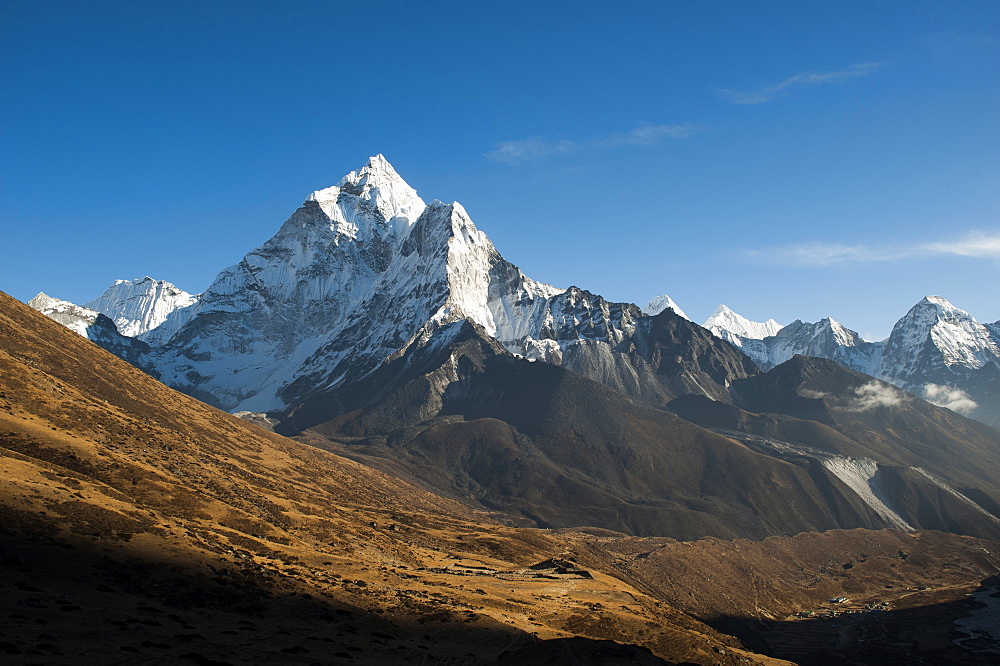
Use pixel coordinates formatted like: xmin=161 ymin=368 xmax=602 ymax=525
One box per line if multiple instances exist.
xmin=485 ymin=124 xmax=696 ymax=164
xmin=743 ymin=242 xmax=899 ymax=267
xmin=484 ymin=138 xmax=576 ymax=164
xmin=923 ymin=231 xmax=1000 ymax=258
xmin=719 ymin=62 xmax=881 ymax=105
xmin=744 ymin=231 xmax=1000 ymax=267
xmin=602 ymin=124 xmax=696 ymax=146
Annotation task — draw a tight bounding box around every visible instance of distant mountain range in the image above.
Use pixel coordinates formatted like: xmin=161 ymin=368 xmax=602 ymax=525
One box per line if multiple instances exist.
xmin=644 ymin=295 xmax=999 ymax=428
xmin=25 ymin=155 xmax=1000 ymax=544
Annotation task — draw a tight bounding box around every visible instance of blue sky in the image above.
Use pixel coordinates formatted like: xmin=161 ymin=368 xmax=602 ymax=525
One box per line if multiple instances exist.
xmin=2 ymin=0 xmax=997 ymax=340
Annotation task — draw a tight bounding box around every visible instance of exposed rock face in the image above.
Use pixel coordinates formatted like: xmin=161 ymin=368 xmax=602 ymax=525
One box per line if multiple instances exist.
xmin=706 ymin=355 xmax=1000 ymax=538
xmin=279 ymin=319 xmax=1000 ymax=541
xmin=281 ymin=322 xmax=883 ymax=540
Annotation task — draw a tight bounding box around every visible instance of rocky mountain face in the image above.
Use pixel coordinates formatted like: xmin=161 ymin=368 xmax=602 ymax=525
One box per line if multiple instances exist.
xmin=672 ymin=355 xmax=1000 ymax=539
xmin=283 ymin=320 xmax=906 ymax=540
xmin=278 ymin=312 xmax=1000 ymax=541
xmin=83 ymin=276 xmax=198 ymax=343
xmin=706 ymin=297 xmax=1000 ymax=428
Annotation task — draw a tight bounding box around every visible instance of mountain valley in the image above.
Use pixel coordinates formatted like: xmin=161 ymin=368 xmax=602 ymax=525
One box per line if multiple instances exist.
xmin=10 ymin=156 xmax=1000 ymax=664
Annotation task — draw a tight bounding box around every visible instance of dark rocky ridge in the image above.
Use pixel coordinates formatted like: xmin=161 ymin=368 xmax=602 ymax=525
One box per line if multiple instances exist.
xmin=278 ymin=323 xmax=1000 ymax=541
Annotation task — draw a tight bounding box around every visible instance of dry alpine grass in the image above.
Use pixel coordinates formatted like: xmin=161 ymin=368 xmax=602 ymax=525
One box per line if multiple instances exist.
xmin=0 ymin=289 xmax=789 ymax=665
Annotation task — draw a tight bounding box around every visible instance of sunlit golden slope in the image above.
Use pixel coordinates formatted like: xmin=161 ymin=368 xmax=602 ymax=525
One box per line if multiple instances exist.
xmin=0 ymin=289 xmax=791 ymax=665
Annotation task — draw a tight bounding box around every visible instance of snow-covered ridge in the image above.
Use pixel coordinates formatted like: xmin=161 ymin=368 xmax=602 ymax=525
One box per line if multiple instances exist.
xmin=699 ymin=296 xmax=998 ymax=424
xmin=762 ymin=318 xmax=882 ymax=375
xmin=28 ymin=293 xmax=100 ymax=336
xmin=84 ymin=277 xmax=198 ymax=343
xmin=880 ymin=295 xmax=1000 ymax=383
xmin=703 ymin=304 xmax=782 ymax=341
xmin=702 ymin=297 xmax=999 ymax=379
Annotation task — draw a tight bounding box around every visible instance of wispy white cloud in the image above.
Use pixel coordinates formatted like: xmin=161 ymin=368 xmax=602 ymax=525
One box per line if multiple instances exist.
xmin=922 ymin=383 xmax=978 ymax=415
xmin=844 ymin=381 xmax=906 ymax=412
xmin=800 ymin=381 xmax=908 ymax=412
xmin=744 ymin=242 xmax=897 ymax=267
xmin=484 ymin=138 xmax=576 ymax=164
xmin=601 ymin=124 xmax=696 ymax=146
xmin=719 ymin=62 xmax=881 ymax=105
xmin=922 ymin=231 xmax=1000 ymax=259
xmin=745 ymin=231 xmax=1000 ymax=267
xmin=485 ymin=123 xmax=696 ymax=164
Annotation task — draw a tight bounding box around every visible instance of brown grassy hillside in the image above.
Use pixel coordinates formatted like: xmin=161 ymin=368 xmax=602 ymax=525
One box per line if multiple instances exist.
xmin=0 ymin=290 xmax=785 ymax=665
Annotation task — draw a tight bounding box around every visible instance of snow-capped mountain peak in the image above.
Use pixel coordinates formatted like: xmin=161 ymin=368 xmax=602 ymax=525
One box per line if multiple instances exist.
xmin=26 ymin=292 xmax=152 ymax=366
xmin=84 ymin=277 xmax=198 ymax=341
xmin=144 ymin=157 xmax=584 ymax=411
xmin=28 ymin=293 xmax=100 ymax=336
xmin=642 ymin=294 xmax=689 ymax=320
xmin=307 ymin=154 xmax=426 ymax=239
xmin=881 ymin=295 xmax=1000 ymax=381
xmin=703 ymin=304 xmax=783 ymax=341
xmin=820 ymin=317 xmax=857 ymax=347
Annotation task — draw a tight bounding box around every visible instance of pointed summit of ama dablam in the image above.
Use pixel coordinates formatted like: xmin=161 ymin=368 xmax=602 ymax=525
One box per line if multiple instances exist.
xmin=36 ymin=156 xmax=760 ymax=423
xmin=148 ymin=156 xmax=568 ymax=412
xmin=305 ymin=153 xmax=426 ymax=238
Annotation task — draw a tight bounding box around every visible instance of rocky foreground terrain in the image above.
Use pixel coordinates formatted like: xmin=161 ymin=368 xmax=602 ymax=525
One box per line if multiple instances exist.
xmin=3 ymin=286 xmax=1000 ymax=664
